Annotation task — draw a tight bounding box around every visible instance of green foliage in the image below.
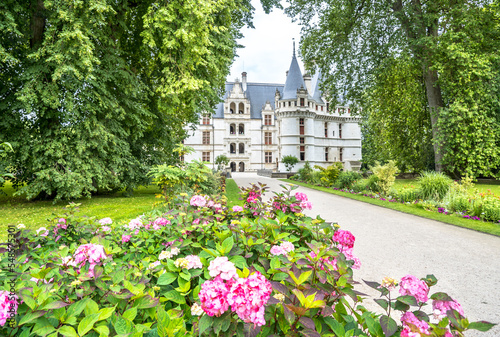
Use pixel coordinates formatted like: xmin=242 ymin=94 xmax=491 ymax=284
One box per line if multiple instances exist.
xmin=282 ymin=155 xmax=299 ymax=172
xmin=0 ymin=142 xmax=14 ymax=190
xmin=335 ymin=171 xmax=362 ymax=190
xmin=3 ymin=185 xmax=493 ymax=336
xmin=215 ymin=155 xmax=230 ymax=172
xmin=395 ymin=187 xmax=421 ymax=203
xmin=296 ymin=161 xmax=313 ymax=183
xmin=418 ymin=172 xmax=453 ymax=201
xmin=371 ymin=161 xmax=399 ymax=195
xmin=315 ymin=162 xmax=343 ymax=187
xmin=286 ymin=0 xmax=500 ymax=175
xmin=148 ymin=161 xmax=220 ymax=203
xmin=365 ymin=174 xmax=380 ymax=193
xmin=0 ymin=0 xmax=276 ymax=201
xmin=352 ymin=179 xmax=368 ymax=193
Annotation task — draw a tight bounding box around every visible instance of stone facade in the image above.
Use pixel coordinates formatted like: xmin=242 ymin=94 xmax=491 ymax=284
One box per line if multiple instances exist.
xmin=184 ymin=51 xmax=362 ymax=172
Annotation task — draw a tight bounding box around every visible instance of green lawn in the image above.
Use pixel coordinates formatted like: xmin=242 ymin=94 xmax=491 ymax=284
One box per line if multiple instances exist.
xmin=0 ymin=182 xmax=160 ymax=241
xmin=225 ymin=179 xmax=244 ymax=207
xmin=282 ymin=179 xmax=500 ymax=237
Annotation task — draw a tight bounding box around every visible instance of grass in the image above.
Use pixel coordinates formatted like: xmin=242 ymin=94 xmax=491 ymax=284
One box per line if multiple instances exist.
xmin=391 ymin=178 xmax=500 ymax=196
xmin=281 ymin=179 xmax=500 ymax=237
xmin=225 ymin=179 xmax=244 ymax=207
xmin=0 ymin=182 xmax=160 ymax=241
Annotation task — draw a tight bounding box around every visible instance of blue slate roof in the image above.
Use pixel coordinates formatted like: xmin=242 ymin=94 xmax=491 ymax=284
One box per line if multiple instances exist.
xmin=310 ymin=69 xmax=324 ymax=104
xmin=282 ymin=55 xmax=307 ymax=100
xmin=213 ymin=82 xmax=284 ymax=119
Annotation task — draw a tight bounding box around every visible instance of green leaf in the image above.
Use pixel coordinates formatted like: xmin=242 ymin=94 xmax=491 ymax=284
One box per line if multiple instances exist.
xmin=468 ymin=321 xmax=496 ymax=332
xmin=158 ymin=272 xmax=177 ymax=285
xmin=163 ymin=290 xmax=185 ymax=304
xmin=230 ymin=255 xmax=248 ymax=269
xmin=324 ymin=317 xmax=345 ymax=336
xmin=374 ymin=298 xmax=389 ymax=311
xmin=221 ymin=236 xmax=234 ymax=254
xmin=114 ymin=315 xmax=133 ymax=335
xmin=78 ymin=313 xmax=99 ymax=336
xmin=19 ymin=310 xmax=46 ymax=326
xmin=94 ymin=325 xmax=110 ymax=336
xmin=58 ymin=326 xmax=78 ymax=337
xmin=84 ymin=299 xmax=99 ymax=317
xmin=397 ymin=295 xmax=418 ymax=306
xmin=97 ymin=306 xmax=116 ymax=321
xmin=123 ymin=307 xmax=138 ymax=321
xmin=156 ymin=305 xmax=170 ymax=337
xmin=379 ymin=315 xmax=397 ymax=336
xmin=198 ymin=314 xmax=213 ymax=335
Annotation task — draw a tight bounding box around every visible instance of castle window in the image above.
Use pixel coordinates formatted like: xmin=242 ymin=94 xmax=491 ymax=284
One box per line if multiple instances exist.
xmin=299 ymin=118 xmax=304 ymax=135
xmin=288 ymin=101 xmax=291 ymax=107
xmin=239 ymin=143 xmax=245 ymax=154
xmin=321 ymin=106 xmax=324 ymax=111
xmin=202 ymin=151 xmax=210 ymax=162
xmin=202 ymin=115 xmax=210 ymax=125
xmin=202 ymin=131 xmax=210 ymax=145
xmin=239 ymin=124 xmax=244 ymax=135
xmin=264 ymin=132 xmax=272 ymax=145
xmin=339 ymin=148 xmax=343 ymax=162
xmin=326 ymin=102 xmax=329 ymax=112
xmin=300 ymin=146 xmax=305 ymax=161
xmin=324 ymin=122 xmax=328 ymax=138
xmin=230 ymin=143 xmax=236 ymax=154
xmin=238 ymin=102 xmax=244 ymax=114
xmin=230 ymin=102 xmax=236 ymax=114
xmin=325 ymin=147 xmax=329 ymax=162
xmin=300 ymin=98 xmax=304 ymax=106
xmin=264 ymin=115 xmax=272 ymax=126
xmin=265 ymin=152 xmax=272 ymax=163
xmin=339 ymin=123 xmax=342 ymax=139
xmin=316 ymin=105 xmax=318 ymax=111
xmin=300 ymin=137 xmax=304 ymax=144
xmin=230 ymin=123 xmax=235 ymax=135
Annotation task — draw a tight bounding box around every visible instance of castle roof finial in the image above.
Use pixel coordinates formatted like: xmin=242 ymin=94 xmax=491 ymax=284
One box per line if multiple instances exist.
xmin=293 ymin=38 xmax=296 ymax=58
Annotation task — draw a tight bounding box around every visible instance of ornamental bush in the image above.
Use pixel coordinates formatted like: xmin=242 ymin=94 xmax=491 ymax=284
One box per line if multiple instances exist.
xmin=370 ymin=160 xmax=399 ymax=195
xmin=335 ymin=170 xmax=363 ymax=190
xmin=418 ymin=171 xmax=453 ymax=201
xmin=0 ymin=185 xmax=494 ymax=336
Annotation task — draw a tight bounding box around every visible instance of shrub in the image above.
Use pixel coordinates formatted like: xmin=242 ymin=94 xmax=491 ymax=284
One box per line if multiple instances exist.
xmin=396 ymin=186 xmax=421 ymax=203
xmin=335 ymin=170 xmax=363 ymax=190
xmin=469 ymin=193 xmax=500 ymax=222
xmin=365 ymin=174 xmax=380 ymax=193
xmin=418 ymin=171 xmax=453 ymax=201
xmin=282 ymin=155 xmax=298 ymax=172
xmin=215 ymin=155 xmax=230 ymax=172
xmin=1 ymin=186 xmax=494 ymax=337
xmin=370 ymin=160 xmax=399 ymax=195
xmin=315 ymin=162 xmax=343 ymax=187
xmin=352 ymin=179 xmax=369 ymax=193
xmin=297 ymin=161 xmax=313 ymax=183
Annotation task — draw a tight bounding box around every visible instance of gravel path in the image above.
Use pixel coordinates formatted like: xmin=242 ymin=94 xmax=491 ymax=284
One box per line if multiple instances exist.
xmin=231 ymin=172 xmax=500 ymax=337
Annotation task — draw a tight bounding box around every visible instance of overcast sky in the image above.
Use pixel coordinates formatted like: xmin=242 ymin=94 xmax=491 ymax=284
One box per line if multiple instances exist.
xmin=228 ymin=1 xmax=304 ymax=85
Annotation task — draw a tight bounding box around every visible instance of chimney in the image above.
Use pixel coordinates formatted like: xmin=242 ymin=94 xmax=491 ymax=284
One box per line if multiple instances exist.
xmin=242 ymin=72 xmax=247 ymax=91
xmin=303 ymin=73 xmax=312 ymax=95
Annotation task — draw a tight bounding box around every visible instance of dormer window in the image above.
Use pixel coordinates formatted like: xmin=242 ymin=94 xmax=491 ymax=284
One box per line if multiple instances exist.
xmin=300 ymin=98 xmax=304 ymax=106
xmin=264 ymin=115 xmax=272 ymax=125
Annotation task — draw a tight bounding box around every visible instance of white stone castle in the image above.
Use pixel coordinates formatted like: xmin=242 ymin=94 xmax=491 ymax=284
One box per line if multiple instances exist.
xmin=184 ymin=48 xmax=362 ymax=172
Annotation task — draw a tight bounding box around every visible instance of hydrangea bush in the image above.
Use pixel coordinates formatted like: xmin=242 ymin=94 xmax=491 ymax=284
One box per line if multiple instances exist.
xmin=0 ymin=185 xmax=495 ymax=336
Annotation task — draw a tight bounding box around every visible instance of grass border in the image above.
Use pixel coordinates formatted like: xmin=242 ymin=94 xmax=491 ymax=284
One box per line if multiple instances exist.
xmin=280 ymin=179 xmax=500 ymax=237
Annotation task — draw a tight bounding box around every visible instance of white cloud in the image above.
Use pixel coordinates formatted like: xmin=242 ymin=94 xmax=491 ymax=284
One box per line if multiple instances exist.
xmin=228 ymin=1 xmax=304 ymax=84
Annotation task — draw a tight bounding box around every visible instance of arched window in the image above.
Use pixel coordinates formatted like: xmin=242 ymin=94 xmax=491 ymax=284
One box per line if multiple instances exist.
xmin=230 ymin=102 xmax=236 ymax=114
xmin=230 ymin=123 xmax=235 ymax=135
xmin=230 ymin=143 xmax=236 ymax=154
xmin=238 ymin=102 xmax=244 ymax=114
xmin=238 ymin=124 xmax=244 ymax=135
xmin=230 ymin=162 xmax=236 ymax=172
xmin=239 ymin=143 xmax=244 ymax=154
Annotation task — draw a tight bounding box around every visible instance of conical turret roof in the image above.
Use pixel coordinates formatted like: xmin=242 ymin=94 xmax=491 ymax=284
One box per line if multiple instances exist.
xmin=282 ymin=47 xmax=306 ymax=100
xmin=310 ymin=69 xmax=324 ymax=104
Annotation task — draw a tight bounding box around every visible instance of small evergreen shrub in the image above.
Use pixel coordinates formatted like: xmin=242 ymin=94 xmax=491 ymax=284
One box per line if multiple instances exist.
xmin=297 ymin=161 xmax=314 ymax=183
xmin=352 ymin=179 xmax=369 ymax=193
xmin=396 ymin=187 xmax=421 ymax=203
xmin=311 ymin=170 xmax=323 ymax=185
xmin=315 ymin=162 xmax=343 ymax=187
xmin=418 ymin=171 xmax=453 ymax=201
xmin=335 ymin=171 xmax=363 ymax=190
xmin=371 ymin=160 xmax=399 ymax=195
xmin=365 ymin=174 xmax=380 ymax=193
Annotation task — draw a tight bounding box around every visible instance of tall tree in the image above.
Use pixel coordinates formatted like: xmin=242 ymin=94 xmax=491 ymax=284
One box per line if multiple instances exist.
xmin=286 ymin=0 xmax=500 ymax=176
xmin=0 ymin=0 xmax=280 ymax=200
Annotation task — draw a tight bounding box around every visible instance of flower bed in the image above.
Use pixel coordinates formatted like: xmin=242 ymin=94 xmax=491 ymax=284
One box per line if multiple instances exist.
xmin=0 ymin=185 xmax=495 ymax=336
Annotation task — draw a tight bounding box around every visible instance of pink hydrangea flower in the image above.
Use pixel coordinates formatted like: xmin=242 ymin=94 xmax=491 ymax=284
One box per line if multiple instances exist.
xmin=295 ymin=192 xmax=308 ymax=201
xmin=99 ymin=217 xmax=112 ymax=225
xmin=433 ymin=299 xmax=465 ymax=320
xmin=280 ymin=241 xmax=295 ymax=253
xmin=270 ymin=245 xmax=286 ymax=256
xmin=122 ymin=235 xmax=131 ymax=243
xmin=0 ymin=291 xmax=18 ymax=327
xmin=399 ymin=275 xmax=429 ymax=303
xmin=185 ymin=255 xmax=203 ymax=269
xmin=190 ymin=195 xmax=207 ymax=207
xmin=69 ymin=243 xmax=107 ymax=277
xmin=208 ymin=257 xmax=237 ymax=280
xmin=154 ymin=217 xmax=170 ymax=226
xmin=199 ymin=276 xmax=230 ymax=317
xmin=100 ymin=226 xmax=112 ymax=232
xmin=341 ymin=247 xmax=361 ymax=269
xmin=227 ymin=271 xmax=272 ymax=327
xmin=36 ymin=227 xmax=49 ymax=236
xmin=192 ymin=218 xmax=200 ymax=225
xmin=300 ymin=201 xmax=313 ymax=210
xmin=401 ymin=311 xmax=430 ymax=336
xmin=232 ymin=205 xmax=243 ymax=212
xmin=332 ymin=229 xmax=355 ymax=248
xmin=126 ymin=218 xmax=142 ymax=230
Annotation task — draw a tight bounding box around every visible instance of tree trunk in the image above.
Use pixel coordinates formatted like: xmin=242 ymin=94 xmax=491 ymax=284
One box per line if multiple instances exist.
xmin=30 ymin=0 xmax=46 ymax=49
xmin=423 ymin=68 xmax=445 ymax=172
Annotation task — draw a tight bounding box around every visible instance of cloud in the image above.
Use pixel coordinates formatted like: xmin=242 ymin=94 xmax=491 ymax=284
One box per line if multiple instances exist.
xmin=228 ymin=1 xmax=304 ymax=84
